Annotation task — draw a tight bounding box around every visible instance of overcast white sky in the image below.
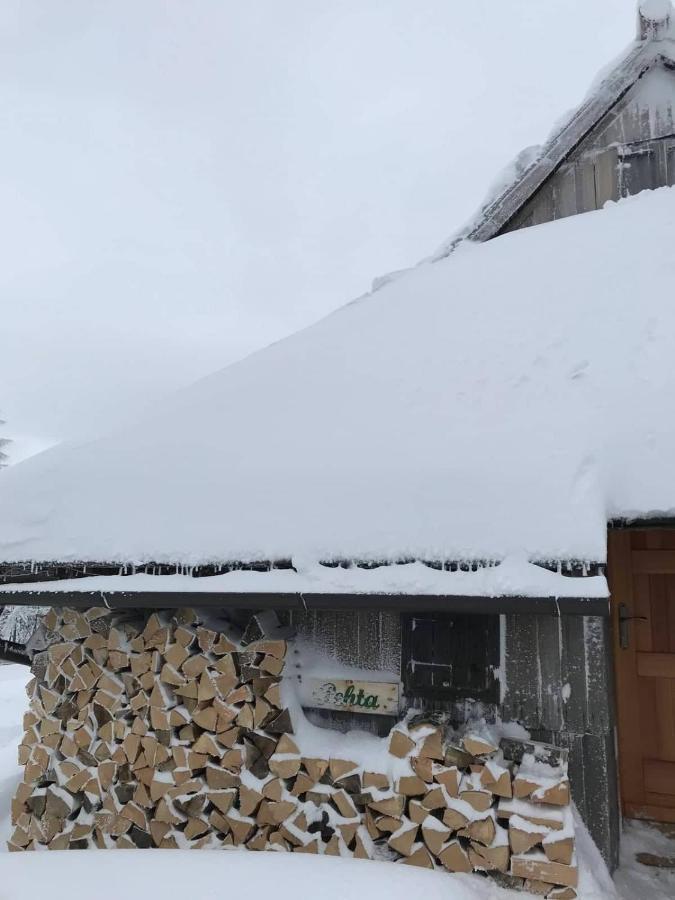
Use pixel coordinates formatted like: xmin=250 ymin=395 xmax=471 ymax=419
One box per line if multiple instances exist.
xmin=1 ymin=1 xmax=635 ymax=461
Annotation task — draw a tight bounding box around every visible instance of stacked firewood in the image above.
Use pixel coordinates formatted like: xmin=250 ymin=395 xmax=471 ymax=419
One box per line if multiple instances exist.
xmin=8 ymin=606 xmax=577 ymax=897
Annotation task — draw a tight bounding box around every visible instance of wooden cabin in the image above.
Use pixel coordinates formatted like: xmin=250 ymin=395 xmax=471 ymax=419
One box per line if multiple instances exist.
xmin=2 ymin=3 xmax=675 ymax=881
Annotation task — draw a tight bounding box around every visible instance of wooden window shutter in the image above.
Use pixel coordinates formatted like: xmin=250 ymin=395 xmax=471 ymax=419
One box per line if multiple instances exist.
xmin=401 ymin=612 xmax=499 ymax=703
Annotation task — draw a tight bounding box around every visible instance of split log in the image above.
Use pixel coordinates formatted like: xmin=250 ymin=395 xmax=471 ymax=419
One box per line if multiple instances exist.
xmin=362 ymin=772 xmax=389 ymax=790
xmin=332 ymin=790 xmax=358 ymax=818
xmin=411 ymin=756 xmax=433 ymax=783
xmin=532 ymin=781 xmax=570 ymax=807
xmin=509 ymin=815 xmax=550 ymax=855
xmin=433 ymin=766 xmax=460 ymax=797
xmin=388 ymin=820 xmax=418 ymax=856
xmin=374 ymin=815 xmax=402 ymax=834
xmin=302 ymin=758 xmax=329 ymax=783
xmin=469 ymin=842 xmax=510 ymax=872
xmin=481 ymin=761 xmax=512 ymax=799
xmin=397 ymin=775 xmax=427 ymax=797
xmin=422 ymin=786 xmax=447 ymax=811
xmin=402 ymin=844 xmax=434 ymax=868
xmin=269 ymin=754 xmax=301 ymax=779
xmin=462 ymin=735 xmax=498 ymax=757
xmin=421 ymin=817 xmax=452 ymax=856
xmin=459 ymin=814 xmax=496 ymax=847
xmin=511 ymin=854 xmax=578 ymax=888
xmin=389 ymin=731 xmax=415 ymax=758
xmin=543 ymin=834 xmax=575 ymax=866
xmin=417 ymin=729 xmax=443 ymax=761
xmin=369 ymin=795 xmax=405 ymax=818
xmin=329 ymin=758 xmax=358 ymax=782
xmin=353 ymin=829 xmax=372 ymax=860
xmin=438 ymin=840 xmax=472 ymax=873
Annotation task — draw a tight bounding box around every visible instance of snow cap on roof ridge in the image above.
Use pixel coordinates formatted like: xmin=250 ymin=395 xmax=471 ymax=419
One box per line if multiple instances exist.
xmin=638 ymin=0 xmax=674 ymax=40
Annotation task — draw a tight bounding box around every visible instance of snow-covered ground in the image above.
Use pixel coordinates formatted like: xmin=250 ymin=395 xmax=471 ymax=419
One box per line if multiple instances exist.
xmin=615 ymin=820 xmax=675 ymax=900
xmin=0 ymin=663 xmax=28 ymax=848
xmin=1 ymin=663 xmax=671 ymax=900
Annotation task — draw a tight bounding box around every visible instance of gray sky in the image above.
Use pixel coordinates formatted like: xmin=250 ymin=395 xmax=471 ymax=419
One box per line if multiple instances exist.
xmin=1 ymin=0 xmax=634 ymax=461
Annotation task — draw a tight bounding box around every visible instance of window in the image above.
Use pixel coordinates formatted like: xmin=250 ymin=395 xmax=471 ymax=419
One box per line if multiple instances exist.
xmin=401 ymin=612 xmax=499 ymax=703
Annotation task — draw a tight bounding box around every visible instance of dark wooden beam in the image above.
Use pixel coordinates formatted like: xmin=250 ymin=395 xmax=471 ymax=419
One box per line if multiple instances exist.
xmin=0 ymin=590 xmax=609 ymax=616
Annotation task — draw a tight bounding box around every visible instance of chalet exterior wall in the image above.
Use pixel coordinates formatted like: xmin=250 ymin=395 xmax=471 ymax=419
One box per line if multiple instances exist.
xmin=288 ymin=608 xmax=619 ymax=870
xmin=288 ymin=610 xmax=401 ymax=737
xmin=503 ymin=615 xmax=619 ymax=872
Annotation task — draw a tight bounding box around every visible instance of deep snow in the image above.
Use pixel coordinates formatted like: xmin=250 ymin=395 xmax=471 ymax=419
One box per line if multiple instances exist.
xmin=3 ymin=188 xmax=675 ymax=568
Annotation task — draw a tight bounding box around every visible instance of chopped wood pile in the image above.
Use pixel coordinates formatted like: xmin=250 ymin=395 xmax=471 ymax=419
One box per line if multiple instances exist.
xmin=8 ymin=607 xmax=577 ymax=897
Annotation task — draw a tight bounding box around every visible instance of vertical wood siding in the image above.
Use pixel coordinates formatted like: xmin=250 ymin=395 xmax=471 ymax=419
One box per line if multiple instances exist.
xmin=503 ymin=614 xmax=619 ymax=870
xmin=284 ymin=608 xmax=618 ymax=868
xmin=288 ymin=609 xmax=401 ymax=736
xmin=503 ymin=66 xmax=675 ymax=235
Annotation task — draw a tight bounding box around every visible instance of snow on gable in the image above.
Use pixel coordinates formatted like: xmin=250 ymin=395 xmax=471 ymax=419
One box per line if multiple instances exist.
xmin=2 ymin=188 xmax=675 ymax=568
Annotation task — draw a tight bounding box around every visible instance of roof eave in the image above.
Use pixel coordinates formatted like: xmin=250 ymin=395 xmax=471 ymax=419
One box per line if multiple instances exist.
xmin=0 ymin=589 xmax=609 ymax=616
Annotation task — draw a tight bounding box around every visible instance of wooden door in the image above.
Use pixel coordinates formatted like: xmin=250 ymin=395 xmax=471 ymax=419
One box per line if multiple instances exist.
xmin=609 ymin=529 xmax=675 ymax=822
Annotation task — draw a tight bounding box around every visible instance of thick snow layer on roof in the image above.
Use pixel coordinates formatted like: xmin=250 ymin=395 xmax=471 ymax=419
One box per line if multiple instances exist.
xmin=0 ymin=557 xmax=608 ymax=599
xmin=2 ymin=188 xmax=675 ymax=567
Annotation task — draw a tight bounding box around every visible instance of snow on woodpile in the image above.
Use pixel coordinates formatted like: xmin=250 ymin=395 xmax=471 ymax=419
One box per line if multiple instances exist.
xmin=2 ymin=188 xmax=675 ymax=567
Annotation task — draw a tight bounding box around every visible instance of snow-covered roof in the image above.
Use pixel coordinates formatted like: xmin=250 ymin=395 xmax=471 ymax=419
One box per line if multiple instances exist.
xmin=431 ymin=1 xmax=675 ymax=257
xmin=1 ymin=186 xmax=675 ymax=578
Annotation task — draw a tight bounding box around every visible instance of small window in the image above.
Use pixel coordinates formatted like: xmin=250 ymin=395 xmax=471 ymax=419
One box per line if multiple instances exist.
xmin=401 ymin=612 xmax=499 ymax=703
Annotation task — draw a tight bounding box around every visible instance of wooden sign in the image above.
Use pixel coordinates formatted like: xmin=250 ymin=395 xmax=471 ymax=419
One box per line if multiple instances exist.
xmin=302 ymin=677 xmax=400 ymax=716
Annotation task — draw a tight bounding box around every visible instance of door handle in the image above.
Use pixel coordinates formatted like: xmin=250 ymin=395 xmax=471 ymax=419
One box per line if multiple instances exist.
xmin=618 ymin=602 xmax=647 ymax=650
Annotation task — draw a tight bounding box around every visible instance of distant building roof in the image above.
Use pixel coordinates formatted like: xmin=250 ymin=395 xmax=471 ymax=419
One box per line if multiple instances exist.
xmin=430 ymin=0 xmax=675 ymax=257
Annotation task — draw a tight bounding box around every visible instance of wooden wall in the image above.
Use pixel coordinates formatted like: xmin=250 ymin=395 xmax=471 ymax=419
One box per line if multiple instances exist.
xmin=287 ymin=609 xmax=401 ymax=736
xmin=289 ymin=609 xmax=401 ymax=673
xmin=502 ymin=65 xmax=675 ymax=234
xmin=284 ymin=608 xmax=619 ymax=869
xmin=503 ymin=614 xmax=619 ymax=870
